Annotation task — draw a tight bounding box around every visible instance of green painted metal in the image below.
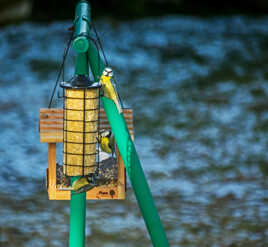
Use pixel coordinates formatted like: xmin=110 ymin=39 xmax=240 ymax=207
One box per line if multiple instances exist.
xmin=69 ymin=177 xmax=86 ymax=247
xmin=73 ymin=0 xmax=91 ymax=53
xmin=88 ymin=41 xmax=170 ymax=247
xmin=69 ymin=51 xmax=88 ymax=247
xmin=69 ymin=1 xmax=170 ymax=246
xmin=88 ymin=41 xmax=104 ymax=81
xmin=75 ymin=53 xmax=89 ymax=75
xmin=68 ymin=2 xmax=90 ymax=247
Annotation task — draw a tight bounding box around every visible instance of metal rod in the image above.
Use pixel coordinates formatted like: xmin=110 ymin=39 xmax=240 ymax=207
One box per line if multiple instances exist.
xmin=69 ymin=1 xmax=90 ymax=247
xmin=69 ymin=1 xmax=170 ymax=246
xmin=73 ymin=0 xmax=91 ymax=53
xmin=75 ymin=53 xmax=89 ymax=75
xmin=87 ymin=23 xmax=170 ymax=247
xmin=69 ymin=177 xmax=86 ymax=247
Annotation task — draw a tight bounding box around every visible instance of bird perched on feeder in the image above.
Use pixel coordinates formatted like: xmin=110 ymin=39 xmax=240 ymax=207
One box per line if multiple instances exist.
xmin=71 ymin=175 xmax=96 ymax=194
xmin=100 ymin=67 xmax=123 ymax=113
xmin=97 ymin=130 xmax=115 ymax=156
xmin=72 ymin=157 xmax=118 ymax=192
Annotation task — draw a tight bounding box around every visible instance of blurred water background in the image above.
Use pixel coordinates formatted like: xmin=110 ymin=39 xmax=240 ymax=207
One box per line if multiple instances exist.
xmin=0 ymin=15 xmax=268 ymax=247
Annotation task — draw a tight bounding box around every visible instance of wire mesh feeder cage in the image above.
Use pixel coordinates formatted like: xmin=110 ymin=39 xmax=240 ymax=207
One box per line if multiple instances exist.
xmin=60 ymin=75 xmax=101 ymax=177
xmin=39 ymin=74 xmax=134 ymax=200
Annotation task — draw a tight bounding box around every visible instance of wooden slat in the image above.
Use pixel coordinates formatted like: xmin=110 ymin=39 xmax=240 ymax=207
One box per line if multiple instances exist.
xmin=40 ymin=133 xmax=63 ymax=143
xmin=40 ymin=120 xmax=133 ymax=126
xmin=48 ymin=186 xmax=119 ymax=200
xmin=40 ymin=114 xmax=133 ymax=120
xmin=40 ymin=108 xmax=132 ymax=114
xmin=100 ymin=115 xmax=133 ymax=120
xmin=40 ymin=126 xmax=134 ymax=131
xmin=41 ymin=115 xmax=132 ymax=121
xmin=40 ymin=126 xmax=63 ymax=130
xmin=40 ymin=123 xmax=133 ymax=129
xmin=47 ymin=143 xmax=57 ymax=199
xmin=40 ymin=131 xmax=133 ymax=143
xmin=40 ymin=108 xmax=134 ymax=143
xmin=99 ymin=120 xmax=133 ymax=125
xmin=40 ymin=109 xmax=63 ymax=113
xmin=40 ymin=115 xmax=63 ymax=120
xmin=40 ymin=120 xmax=64 ymax=124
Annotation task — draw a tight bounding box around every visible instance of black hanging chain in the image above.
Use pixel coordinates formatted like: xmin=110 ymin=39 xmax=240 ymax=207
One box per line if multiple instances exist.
xmin=48 ymin=31 xmax=73 ymax=108
xmin=91 ymin=22 xmax=124 ymax=109
xmin=90 ymin=23 xmax=126 ymax=182
xmin=92 ymin=22 xmax=109 ymax=67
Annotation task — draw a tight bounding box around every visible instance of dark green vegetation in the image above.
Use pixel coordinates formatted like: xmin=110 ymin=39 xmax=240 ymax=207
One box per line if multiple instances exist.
xmin=0 ymin=16 xmax=267 ymax=246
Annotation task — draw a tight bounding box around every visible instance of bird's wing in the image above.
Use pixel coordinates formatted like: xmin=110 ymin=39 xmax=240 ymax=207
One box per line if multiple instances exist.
xmin=110 ymin=78 xmax=121 ymax=104
xmin=72 ymin=176 xmax=96 ymax=193
xmin=108 ymin=142 xmax=113 ymax=151
xmin=110 ymin=78 xmax=119 ymax=93
xmin=108 ymin=134 xmax=115 ymax=154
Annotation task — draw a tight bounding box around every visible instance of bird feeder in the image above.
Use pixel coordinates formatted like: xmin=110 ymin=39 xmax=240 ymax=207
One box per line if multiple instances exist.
xmin=61 ymin=75 xmax=100 ymax=177
xmin=39 ymin=79 xmax=134 ymax=200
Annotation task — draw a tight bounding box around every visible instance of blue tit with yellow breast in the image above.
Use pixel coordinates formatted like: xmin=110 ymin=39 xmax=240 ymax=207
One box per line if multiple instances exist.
xmin=71 ymin=175 xmax=96 ymax=194
xmin=100 ymin=67 xmax=123 ymax=113
xmin=97 ymin=130 xmax=115 ymax=156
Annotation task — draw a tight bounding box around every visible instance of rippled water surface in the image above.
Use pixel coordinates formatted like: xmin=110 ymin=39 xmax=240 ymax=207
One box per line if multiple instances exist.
xmin=0 ymin=16 xmax=268 ymax=246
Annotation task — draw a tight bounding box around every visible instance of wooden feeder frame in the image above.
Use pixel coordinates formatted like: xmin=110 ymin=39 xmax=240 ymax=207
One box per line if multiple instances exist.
xmin=39 ymin=108 xmax=134 ymax=200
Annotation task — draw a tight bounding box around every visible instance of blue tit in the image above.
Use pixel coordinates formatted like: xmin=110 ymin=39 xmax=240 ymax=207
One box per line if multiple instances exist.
xmin=97 ymin=130 xmax=115 ymax=155
xmin=100 ymin=67 xmax=123 ymax=113
xmin=71 ymin=175 xmax=96 ymax=194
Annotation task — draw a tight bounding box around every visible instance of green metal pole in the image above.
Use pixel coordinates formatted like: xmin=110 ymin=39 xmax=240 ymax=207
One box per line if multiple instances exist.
xmin=69 ymin=177 xmax=86 ymax=247
xmin=69 ymin=54 xmax=88 ymax=246
xmin=75 ymin=53 xmax=89 ymax=75
xmin=71 ymin=1 xmax=169 ymax=246
xmin=69 ymin=2 xmax=91 ymax=247
xmin=88 ymin=38 xmax=170 ymax=247
xmin=73 ymin=0 xmax=91 ymax=53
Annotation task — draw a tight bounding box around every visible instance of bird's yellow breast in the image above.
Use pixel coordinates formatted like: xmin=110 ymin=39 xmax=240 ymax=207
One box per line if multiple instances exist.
xmin=100 ymin=76 xmax=117 ymax=100
xmin=100 ymin=136 xmax=112 ymax=153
